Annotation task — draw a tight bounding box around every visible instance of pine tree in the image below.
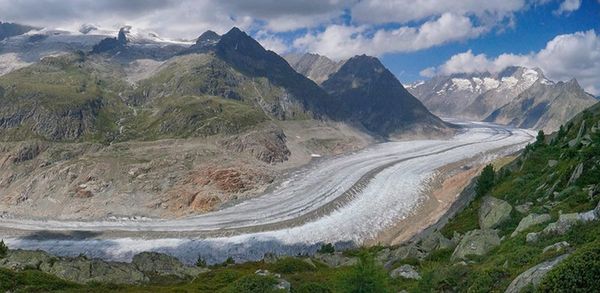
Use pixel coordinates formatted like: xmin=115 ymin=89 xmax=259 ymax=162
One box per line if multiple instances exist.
xmin=476 ymin=165 xmax=495 ymax=197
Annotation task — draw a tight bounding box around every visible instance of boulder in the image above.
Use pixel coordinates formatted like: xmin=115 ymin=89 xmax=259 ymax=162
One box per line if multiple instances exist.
xmin=595 ymin=200 xmax=600 ymax=218
xmin=40 ymin=258 xmax=147 ymax=284
xmin=451 ymin=229 xmax=501 ymax=261
xmin=504 ymin=254 xmax=570 ymax=293
xmin=511 ymin=213 xmax=552 ymax=237
xmin=390 ymin=264 xmax=421 ymax=280
xmin=383 ymin=244 xmax=427 ymax=270
xmin=132 ymin=252 xmax=207 ymax=279
xmin=547 ymin=160 xmax=558 ymax=168
xmin=419 ymin=231 xmax=455 ymax=252
xmin=313 ymin=252 xmax=357 ymax=268
xmin=543 ymin=213 xmax=580 ymax=235
xmin=542 ymin=241 xmax=570 ymax=254
xmin=526 ymin=232 xmax=539 ymax=243
xmin=0 ymin=249 xmax=56 ymax=270
xmin=479 ymin=196 xmax=513 ymax=229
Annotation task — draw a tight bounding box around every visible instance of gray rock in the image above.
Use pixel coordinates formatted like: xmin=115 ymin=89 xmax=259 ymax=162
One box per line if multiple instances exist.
xmin=543 ymin=213 xmax=580 ymax=235
xmin=515 ymin=202 xmax=533 ymax=214
xmin=255 ymin=269 xmax=290 ymax=292
xmin=0 ymin=249 xmax=56 ymax=270
xmin=479 ymin=196 xmax=513 ymax=229
xmin=595 ymin=200 xmax=600 ymax=218
xmin=383 ymin=244 xmax=427 ymax=270
xmin=419 ymin=231 xmax=455 ymax=252
xmin=547 ymin=160 xmax=558 ymax=168
xmin=542 ymin=241 xmax=570 ymax=253
xmin=313 ymin=252 xmax=357 ymax=268
xmin=511 ymin=213 xmax=552 ymax=237
xmin=132 ymin=252 xmax=206 ymax=279
xmin=526 ymin=232 xmax=540 ymax=243
xmin=390 ymin=264 xmax=421 ymax=280
xmin=40 ymin=258 xmax=147 ymax=285
xmin=505 ymin=254 xmax=570 ymax=293
xmin=302 ymin=258 xmax=317 ymax=269
xmin=451 ymin=229 xmax=501 ymax=261
xmin=567 ymin=163 xmax=584 ymax=186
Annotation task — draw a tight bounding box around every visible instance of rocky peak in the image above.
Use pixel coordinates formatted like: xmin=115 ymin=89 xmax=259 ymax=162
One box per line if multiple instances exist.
xmin=284 ymin=52 xmax=345 ymax=84
xmin=117 ymin=26 xmax=130 ymax=45
xmin=322 ymin=54 xmax=446 ymax=136
xmin=217 ymin=27 xmax=268 ymax=58
xmin=196 ymin=30 xmax=220 ymax=46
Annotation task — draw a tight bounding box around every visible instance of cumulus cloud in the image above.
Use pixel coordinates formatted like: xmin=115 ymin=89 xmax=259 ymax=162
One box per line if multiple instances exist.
xmin=0 ymin=0 xmax=351 ymax=38
xmin=554 ymin=0 xmax=581 ymax=15
xmin=351 ymin=0 xmax=526 ymax=25
xmin=293 ymin=13 xmax=486 ymax=59
xmin=255 ymin=32 xmax=289 ymax=54
xmin=426 ymin=30 xmax=600 ymax=95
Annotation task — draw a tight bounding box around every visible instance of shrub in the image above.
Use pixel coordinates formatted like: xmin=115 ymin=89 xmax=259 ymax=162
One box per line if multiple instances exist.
xmin=271 ymin=257 xmax=316 ymax=274
xmin=337 ymin=252 xmax=390 ymax=293
xmin=318 ymin=243 xmax=335 ymax=254
xmin=296 ymin=282 xmax=332 ymax=293
xmin=226 ymin=274 xmax=278 ymax=293
xmin=538 ymin=243 xmax=600 ymax=292
xmin=536 ymin=130 xmax=546 ymax=146
xmin=0 ymin=240 xmax=7 ymax=258
xmin=196 ymin=256 xmax=207 ymax=267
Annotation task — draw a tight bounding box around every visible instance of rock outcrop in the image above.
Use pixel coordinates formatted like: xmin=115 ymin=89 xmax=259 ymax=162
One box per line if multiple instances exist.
xmin=0 ymin=250 xmax=207 ymax=285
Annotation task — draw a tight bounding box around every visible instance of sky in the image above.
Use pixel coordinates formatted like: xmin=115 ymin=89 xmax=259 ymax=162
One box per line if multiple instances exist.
xmin=1 ymin=0 xmax=599 ymax=94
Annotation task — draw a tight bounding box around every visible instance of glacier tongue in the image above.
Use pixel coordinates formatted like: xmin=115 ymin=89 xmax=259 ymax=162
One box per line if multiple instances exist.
xmin=3 ymin=121 xmax=535 ymax=264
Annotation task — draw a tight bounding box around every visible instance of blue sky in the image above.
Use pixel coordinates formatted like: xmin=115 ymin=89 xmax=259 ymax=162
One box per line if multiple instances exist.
xmin=379 ymin=0 xmax=600 ymax=84
xmin=2 ymin=0 xmax=599 ymax=93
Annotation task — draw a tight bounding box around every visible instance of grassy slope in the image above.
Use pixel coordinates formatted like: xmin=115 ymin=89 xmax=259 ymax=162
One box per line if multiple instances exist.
xmin=0 ymin=53 xmax=271 ymax=142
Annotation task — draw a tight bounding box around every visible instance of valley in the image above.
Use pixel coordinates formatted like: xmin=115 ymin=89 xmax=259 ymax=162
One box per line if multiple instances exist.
xmin=0 ymin=121 xmax=535 ymax=264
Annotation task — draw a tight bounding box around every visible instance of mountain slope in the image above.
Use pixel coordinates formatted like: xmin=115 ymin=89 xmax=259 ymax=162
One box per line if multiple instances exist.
xmin=0 ymin=21 xmax=35 ymax=40
xmin=284 ymin=53 xmax=345 ymax=85
xmin=486 ymin=79 xmax=597 ymax=131
xmin=409 ymin=66 xmax=597 ymax=131
xmin=322 ymin=55 xmax=449 ymax=136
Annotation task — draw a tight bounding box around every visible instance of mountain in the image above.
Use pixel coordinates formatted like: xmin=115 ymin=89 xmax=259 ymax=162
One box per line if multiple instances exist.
xmin=0 ymin=21 xmax=35 ymax=40
xmin=321 ymin=55 xmax=449 ymax=136
xmin=284 ymin=53 xmax=345 ymax=84
xmin=408 ymin=66 xmax=597 ymax=131
xmin=486 ymin=78 xmax=597 ymax=131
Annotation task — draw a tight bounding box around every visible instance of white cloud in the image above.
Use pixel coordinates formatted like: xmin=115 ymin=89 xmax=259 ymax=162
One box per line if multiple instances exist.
xmin=351 ymin=0 xmax=527 ymax=25
xmin=554 ymin=0 xmax=581 ymax=15
xmin=426 ymin=30 xmax=600 ymax=95
xmin=293 ymin=13 xmax=486 ymax=59
xmin=255 ymin=32 xmax=289 ymax=54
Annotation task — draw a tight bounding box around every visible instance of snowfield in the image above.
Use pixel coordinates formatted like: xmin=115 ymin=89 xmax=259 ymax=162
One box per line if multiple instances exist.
xmin=1 ymin=121 xmax=535 ymax=264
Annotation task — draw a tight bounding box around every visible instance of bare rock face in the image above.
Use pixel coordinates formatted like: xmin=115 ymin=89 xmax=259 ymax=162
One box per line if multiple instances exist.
xmin=479 ymin=196 xmax=513 ymax=229
xmin=221 ymin=126 xmax=291 ymax=163
xmin=163 ymin=164 xmax=274 ymax=215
